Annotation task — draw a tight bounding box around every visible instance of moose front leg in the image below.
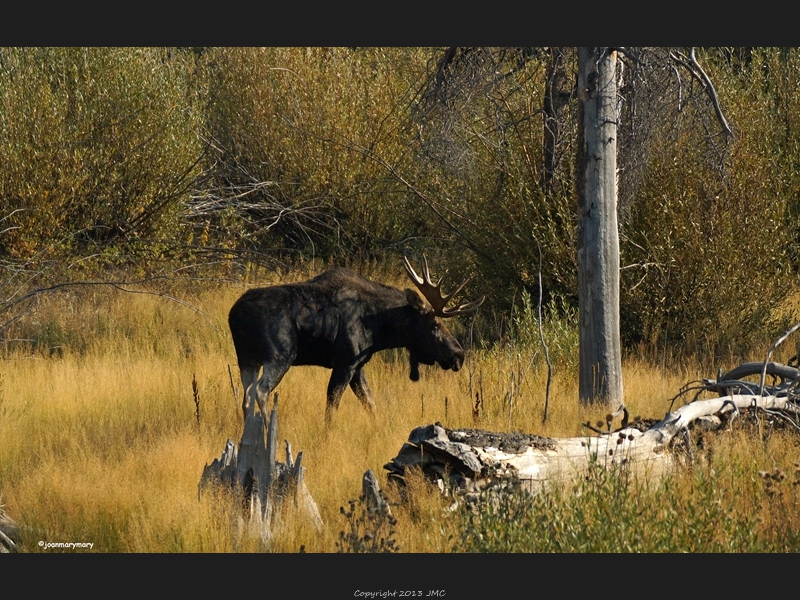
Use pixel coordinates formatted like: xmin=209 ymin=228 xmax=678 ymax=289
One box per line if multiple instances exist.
xmin=325 ymin=366 xmax=357 ymax=425
xmin=350 ymin=366 xmax=377 ymax=419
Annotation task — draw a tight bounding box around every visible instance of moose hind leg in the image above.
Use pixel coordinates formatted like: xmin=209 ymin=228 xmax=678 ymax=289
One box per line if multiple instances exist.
xmin=239 ymin=367 xmax=259 ymax=421
xmin=254 ymin=361 xmax=290 ymax=422
xmin=350 ymin=367 xmax=377 ymax=419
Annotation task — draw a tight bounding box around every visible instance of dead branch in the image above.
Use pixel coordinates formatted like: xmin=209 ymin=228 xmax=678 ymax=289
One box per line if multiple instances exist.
xmin=387 ymin=330 xmax=800 ymax=497
xmin=669 ymin=48 xmax=733 ymax=137
xmin=759 ymin=323 xmax=800 ymax=395
xmin=536 ymin=238 xmax=553 ymax=424
xmin=0 ymin=501 xmax=18 ymax=553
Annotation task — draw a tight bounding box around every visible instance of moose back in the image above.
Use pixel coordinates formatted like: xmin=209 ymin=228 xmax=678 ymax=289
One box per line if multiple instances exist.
xmin=228 ymin=257 xmax=484 ymax=424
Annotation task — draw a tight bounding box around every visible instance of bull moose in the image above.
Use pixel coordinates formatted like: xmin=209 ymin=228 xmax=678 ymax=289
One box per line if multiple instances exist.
xmin=228 ymin=256 xmax=484 ymax=425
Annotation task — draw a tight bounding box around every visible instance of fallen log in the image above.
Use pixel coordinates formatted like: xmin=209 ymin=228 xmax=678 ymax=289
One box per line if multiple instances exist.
xmin=0 ymin=502 xmax=18 ymax=553
xmin=199 ymin=394 xmax=322 ymax=543
xmin=385 ymin=392 xmax=800 ymax=494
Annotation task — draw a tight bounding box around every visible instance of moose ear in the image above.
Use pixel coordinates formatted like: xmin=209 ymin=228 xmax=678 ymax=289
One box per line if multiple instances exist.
xmin=405 ymin=288 xmax=432 ymax=314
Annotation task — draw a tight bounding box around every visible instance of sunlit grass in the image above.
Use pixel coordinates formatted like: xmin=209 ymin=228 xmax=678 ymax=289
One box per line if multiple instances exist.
xmin=1 ymin=279 xmax=797 ymax=553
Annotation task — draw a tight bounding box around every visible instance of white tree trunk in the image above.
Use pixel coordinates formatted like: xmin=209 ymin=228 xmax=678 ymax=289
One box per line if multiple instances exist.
xmin=577 ymin=47 xmax=623 ymax=406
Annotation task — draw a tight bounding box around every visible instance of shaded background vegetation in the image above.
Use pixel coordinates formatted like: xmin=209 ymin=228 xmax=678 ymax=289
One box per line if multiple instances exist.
xmin=2 ymin=46 xmax=799 ymax=364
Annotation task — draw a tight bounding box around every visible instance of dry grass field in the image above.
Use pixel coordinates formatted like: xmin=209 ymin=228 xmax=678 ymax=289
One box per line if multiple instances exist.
xmin=1 ymin=269 xmax=799 ymax=554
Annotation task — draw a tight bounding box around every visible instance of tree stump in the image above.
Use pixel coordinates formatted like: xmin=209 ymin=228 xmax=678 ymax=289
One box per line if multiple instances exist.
xmin=199 ymin=395 xmax=322 ymax=543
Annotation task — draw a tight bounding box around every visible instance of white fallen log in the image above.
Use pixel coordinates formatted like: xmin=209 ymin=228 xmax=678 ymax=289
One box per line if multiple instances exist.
xmin=385 ymin=393 xmax=799 ymax=494
xmin=0 ymin=500 xmax=19 ymax=553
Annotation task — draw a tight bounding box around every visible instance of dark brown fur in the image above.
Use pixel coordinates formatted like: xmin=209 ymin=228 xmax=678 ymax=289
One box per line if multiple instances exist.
xmin=228 ymin=267 xmax=465 ymax=424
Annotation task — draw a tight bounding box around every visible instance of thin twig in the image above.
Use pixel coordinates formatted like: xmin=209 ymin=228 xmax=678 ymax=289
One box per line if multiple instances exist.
xmin=581 ymin=421 xmax=612 ymax=436
xmin=228 ymin=364 xmax=239 ymax=405
xmin=758 ymin=408 xmax=800 ymax=433
xmin=537 ymin=238 xmax=553 ymax=424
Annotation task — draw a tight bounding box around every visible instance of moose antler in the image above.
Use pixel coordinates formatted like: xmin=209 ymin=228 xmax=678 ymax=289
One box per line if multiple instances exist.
xmin=403 ymin=255 xmax=485 ymax=317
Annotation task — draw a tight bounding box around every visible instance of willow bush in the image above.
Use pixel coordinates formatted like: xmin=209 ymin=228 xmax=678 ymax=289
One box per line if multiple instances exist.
xmin=195 ymin=47 xmax=434 ymax=263
xmin=1 ymin=47 xmax=798 ymax=363
xmin=620 ymin=48 xmax=800 ymax=361
xmin=0 ymin=47 xmax=205 ymax=262
xmin=403 ymin=48 xmax=579 ymax=314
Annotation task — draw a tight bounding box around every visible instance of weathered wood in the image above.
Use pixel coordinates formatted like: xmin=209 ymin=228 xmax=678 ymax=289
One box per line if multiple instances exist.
xmin=199 ymin=393 xmax=322 ymax=541
xmin=235 ymin=396 xmax=267 ymax=489
xmin=198 ymin=438 xmax=238 ymax=486
xmin=264 ymin=400 xmax=278 ymax=496
xmin=385 ymin=392 xmax=799 ymax=494
xmin=295 ymin=460 xmax=323 ymax=529
xmin=0 ymin=504 xmax=18 ymax=553
xmin=285 ymin=440 xmax=294 ymax=471
xmin=362 ymin=469 xmax=392 ymax=518
xmin=577 ymin=47 xmax=623 ymax=407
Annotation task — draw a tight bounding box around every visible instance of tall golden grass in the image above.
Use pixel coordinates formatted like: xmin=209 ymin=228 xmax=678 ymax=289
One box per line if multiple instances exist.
xmin=1 ymin=272 xmax=798 ymax=553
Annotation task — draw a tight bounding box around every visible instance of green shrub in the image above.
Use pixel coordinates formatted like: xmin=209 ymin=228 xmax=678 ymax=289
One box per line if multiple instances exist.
xmin=195 ymin=47 xmax=433 ymax=262
xmin=509 ymin=288 xmax=579 ymax=369
xmin=620 ymin=48 xmax=799 ymax=361
xmin=0 ymin=47 xmax=204 ymax=259
xmin=454 ymin=458 xmax=800 ymax=552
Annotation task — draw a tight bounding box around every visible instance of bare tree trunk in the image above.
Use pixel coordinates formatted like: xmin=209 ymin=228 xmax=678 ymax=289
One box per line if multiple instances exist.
xmin=542 ymin=47 xmax=572 ymax=189
xmin=576 ymin=47 xmax=623 ymax=406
